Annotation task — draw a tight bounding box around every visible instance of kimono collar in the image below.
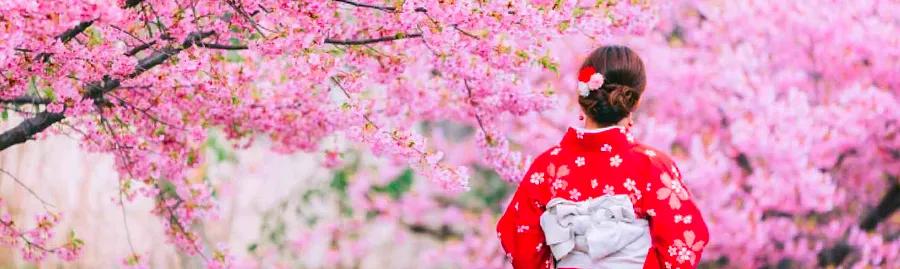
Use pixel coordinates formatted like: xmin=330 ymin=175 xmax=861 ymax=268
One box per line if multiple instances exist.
xmin=561 ymin=126 xmax=634 ymax=150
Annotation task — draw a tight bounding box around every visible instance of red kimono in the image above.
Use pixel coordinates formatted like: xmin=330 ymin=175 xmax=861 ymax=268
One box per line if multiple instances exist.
xmin=497 ymin=126 xmax=709 ymax=269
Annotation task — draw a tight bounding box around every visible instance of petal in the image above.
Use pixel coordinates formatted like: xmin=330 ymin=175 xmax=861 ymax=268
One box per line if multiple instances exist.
xmin=578 ymin=66 xmax=596 ymax=82
xmin=660 ymin=173 xmax=673 ymax=185
xmin=669 ymin=195 xmax=681 ymax=209
xmin=656 ymin=187 xmax=672 ymax=200
xmin=692 ymin=241 xmax=705 ymax=251
xmin=557 ymin=165 xmax=570 ymax=177
xmin=683 ymin=230 xmax=696 ymax=245
xmin=588 ymin=73 xmax=605 ymax=89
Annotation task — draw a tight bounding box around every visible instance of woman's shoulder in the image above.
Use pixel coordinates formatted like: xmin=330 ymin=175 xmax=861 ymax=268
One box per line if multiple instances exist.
xmin=627 ymin=143 xmax=678 ymax=173
xmin=531 ymin=145 xmax=562 ymax=166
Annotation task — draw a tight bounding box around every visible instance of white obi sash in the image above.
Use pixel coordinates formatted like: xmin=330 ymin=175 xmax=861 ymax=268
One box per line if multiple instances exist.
xmin=539 ymin=195 xmax=650 ymax=269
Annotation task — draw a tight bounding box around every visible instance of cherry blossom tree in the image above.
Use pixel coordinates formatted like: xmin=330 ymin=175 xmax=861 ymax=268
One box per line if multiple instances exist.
xmin=0 ymin=0 xmax=655 ymax=267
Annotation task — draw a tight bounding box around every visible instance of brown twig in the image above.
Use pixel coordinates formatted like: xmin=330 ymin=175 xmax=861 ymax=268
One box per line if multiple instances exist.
xmin=0 ymin=168 xmax=56 ymax=211
xmin=325 ymin=33 xmax=423 ymax=45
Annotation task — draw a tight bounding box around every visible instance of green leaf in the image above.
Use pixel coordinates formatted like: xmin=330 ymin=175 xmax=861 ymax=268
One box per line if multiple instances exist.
xmin=573 ymin=7 xmax=585 ymax=17
xmin=159 ymin=180 xmax=178 ymax=198
xmin=186 ymin=150 xmax=197 ymax=165
xmin=538 ymin=55 xmax=559 ymax=73
xmin=225 ymin=51 xmax=244 ymax=63
xmin=330 ymin=170 xmax=349 ymax=195
xmin=42 ymin=87 xmax=56 ymax=102
xmin=558 ymin=21 xmax=571 ymax=32
xmin=205 ymin=134 xmax=235 ymax=163
xmin=86 ymin=27 xmax=104 ymax=47
xmin=371 ymin=169 xmax=413 ymax=200
xmin=1 ymin=110 xmax=8 ymax=121
xmin=267 ymin=221 xmax=285 ymax=243
xmin=515 ymin=50 xmax=530 ymax=61
xmin=68 ymin=230 xmax=85 ymax=247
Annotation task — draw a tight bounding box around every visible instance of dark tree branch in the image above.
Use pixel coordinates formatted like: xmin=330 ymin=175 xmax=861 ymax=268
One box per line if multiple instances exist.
xmin=0 ymin=112 xmax=65 ymax=151
xmin=734 ymin=152 xmax=753 ymax=175
xmin=453 ymin=25 xmax=480 ymax=39
xmin=817 ymin=176 xmax=899 ymax=266
xmin=818 ymin=241 xmax=853 ymax=267
xmin=87 ymin=31 xmax=214 ymax=99
xmin=226 ymin=0 xmax=269 ymax=37
xmin=57 ymin=21 xmax=96 ymax=43
xmin=124 ymin=40 xmax=157 ymax=56
xmin=40 ymin=0 xmax=147 ymax=58
xmin=333 ymin=0 xmax=398 ymax=12
xmin=34 ymin=21 xmax=95 ymax=62
xmin=124 ymin=0 xmax=144 ymax=8
xmin=333 ymin=0 xmax=427 ymax=13
xmin=325 ymin=33 xmax=423 ymax=45
xmin=0 ymin=96 xmax=51 ymax=105
xmin=407 ymin=223 xmax=460 ymax=240
xmin=196 ymin=42 xmax=248 ymax=50
xmin=0 ymin=31 xmax=217 ymax=151
xmin=860 ymin=179 xmax=899 ymax=231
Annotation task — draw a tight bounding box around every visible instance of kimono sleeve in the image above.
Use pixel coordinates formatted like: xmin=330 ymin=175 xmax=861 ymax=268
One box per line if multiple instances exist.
xmin=640 ymin=154 xmax=710 ymax=269
xmin=496 ymin=157 xmax=554 ymax=269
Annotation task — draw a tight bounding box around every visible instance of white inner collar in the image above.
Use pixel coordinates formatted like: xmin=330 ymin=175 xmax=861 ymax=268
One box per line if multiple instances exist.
xmin=573 ymin=125 xmax=624 ymax=134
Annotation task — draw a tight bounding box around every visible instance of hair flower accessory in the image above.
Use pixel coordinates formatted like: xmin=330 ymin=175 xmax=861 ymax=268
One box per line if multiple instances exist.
xmin=577 ymin=66 xmax=605 ymax=97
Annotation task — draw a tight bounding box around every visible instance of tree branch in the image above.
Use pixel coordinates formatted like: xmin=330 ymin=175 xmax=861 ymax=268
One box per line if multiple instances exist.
xmin=325 ymin=33 xmax=423 ymax=45
xmin=124 ymin=40 xmax=157 ymax=56
xmin=333 ymin=0 xmax=427 ymax=13
xmin=0 ymin=168 xmax=56 ymax=210
xmin=860 ymin=178 xmax=899 ymax=231
xmin=406 ymin=223 xmax=460 ymax=240
xmin=196 ymin=42 xmax=248 ymax=50
xmin=57 ymin=21 xmax=95 ymax=43
xmin=0 ymin=96 xmax=51 ymax=105
xmin=37 ymin=0 xmax=146 ymax=60
xmin=124 ymin=0 xmax=144 ymax=8
xmin=817 ymin=176 xmax=899 ymax=266
xmin=818 ymin=241 xmax=852 ymax=267
xmin=0 ymin=112 xmax=65 ymax=151
xmin=734 ymin=152 xmax=753 ymax=175
xmin=333 ymin=0 xmax=398 ymax=12
xmin=0 ymin=31 xmax=216 ymax=151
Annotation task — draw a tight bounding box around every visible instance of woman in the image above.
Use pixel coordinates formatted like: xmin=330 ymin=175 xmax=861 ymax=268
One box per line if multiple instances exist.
xmin=497 ymin=46 xmax=709 ymax=269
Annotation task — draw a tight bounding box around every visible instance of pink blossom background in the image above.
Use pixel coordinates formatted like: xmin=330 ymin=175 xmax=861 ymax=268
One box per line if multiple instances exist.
xmin=1 ymin=0 xmax=899 ymax=268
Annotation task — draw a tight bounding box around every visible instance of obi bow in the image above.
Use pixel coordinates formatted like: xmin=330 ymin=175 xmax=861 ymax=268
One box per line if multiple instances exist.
xmin=539 ymin=195 xmax=649 ymax=264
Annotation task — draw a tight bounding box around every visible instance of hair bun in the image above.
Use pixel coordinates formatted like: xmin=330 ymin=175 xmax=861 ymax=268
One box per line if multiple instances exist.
xmin=603 ymin=83 xmax=639 ymax=113
xmin=576 ymin=45 xmax=645 ymax=125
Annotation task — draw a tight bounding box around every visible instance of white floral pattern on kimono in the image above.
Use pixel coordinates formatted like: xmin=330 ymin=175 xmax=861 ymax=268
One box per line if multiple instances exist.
xmin=497 ymin=126 xmax=709 ymax=269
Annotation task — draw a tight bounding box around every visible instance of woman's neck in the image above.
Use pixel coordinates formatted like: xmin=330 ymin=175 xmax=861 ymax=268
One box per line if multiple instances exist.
xmin=584 ymin=120 xmax=617 ymax=130
xmin=583 ymin=117 xmax=630 ymax=130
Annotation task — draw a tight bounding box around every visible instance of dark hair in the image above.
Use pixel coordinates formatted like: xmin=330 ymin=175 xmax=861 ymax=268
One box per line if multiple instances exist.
xmin=578 ymin=45 xmax=646 ymax=125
